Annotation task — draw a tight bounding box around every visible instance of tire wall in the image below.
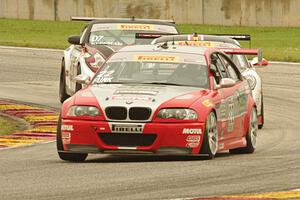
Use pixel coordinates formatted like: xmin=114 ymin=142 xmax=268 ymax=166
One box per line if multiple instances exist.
xmin=0 ymin=0 xmax=300 ymax=27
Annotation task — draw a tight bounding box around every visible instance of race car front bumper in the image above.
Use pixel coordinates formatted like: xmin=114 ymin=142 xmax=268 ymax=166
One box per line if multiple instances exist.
xmin=60 ymin=119 xmax=205 ymax=155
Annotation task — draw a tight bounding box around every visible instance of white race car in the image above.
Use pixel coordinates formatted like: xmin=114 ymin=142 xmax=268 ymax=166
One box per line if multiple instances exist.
xmin=152 ymin=34 xmax=268 ymax=129
xmin=59 ymin=17 xmax=179 ymax=103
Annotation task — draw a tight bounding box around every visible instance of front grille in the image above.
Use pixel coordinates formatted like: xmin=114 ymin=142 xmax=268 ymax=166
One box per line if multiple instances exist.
xmin=129 ymin=107 xmax=152 ymax=120
xmin=105 ymin=106 xmax=152 ymax=121
xmin=105 ymin=107 xmax=127 ymax=120
xmin=99 ymin=133 xmax=157 ymax=147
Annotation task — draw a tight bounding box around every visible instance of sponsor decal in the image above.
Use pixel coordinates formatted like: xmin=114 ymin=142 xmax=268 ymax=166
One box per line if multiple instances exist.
xmin=61 ymin=125 xmax=74 ymax=131
xmin=112 ymin=124 xmax=143 ymax=133
xmin=118 ymin=24 xmax=153 ymax=30
xmin=202 ymin=99 xmax=213 ymax=107
xmin=134 ymin=55 xmax=178 ymax=62
xmin=62 ymin=132 xmax=71 ymax=144
xmin=114 ymin=90 xmax=158 ymax=96
xmin=94 ymin=70 xmax=114 ymax=83
xmin=182 ymin=128 xmax=202 ymax=134
xmin=175 ymin=41 xmax=213 ymax=47
xmin=186 ymin=135 xmax=201 ymax=142
xmin=112 ymin=95 xmax=152 ymax=101
xmin=186 ymin=142 xmax=200 ymax=148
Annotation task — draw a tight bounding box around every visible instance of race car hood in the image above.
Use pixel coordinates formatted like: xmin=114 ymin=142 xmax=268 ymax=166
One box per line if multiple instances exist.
xmin=78 ymin=84 xmax=209 ymax=121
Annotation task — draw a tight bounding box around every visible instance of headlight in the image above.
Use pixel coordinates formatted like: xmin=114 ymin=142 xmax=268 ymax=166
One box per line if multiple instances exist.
xmin=67 ymin=106 xmax=101 ymax=117
xmin=246 ymin=75 xmax=256 ymax=90
xmin=156 ymin=108 xmax=198 ymax=120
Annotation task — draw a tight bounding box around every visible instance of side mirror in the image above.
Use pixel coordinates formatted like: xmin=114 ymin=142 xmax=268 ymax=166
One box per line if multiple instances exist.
xmin=217 ymin=78 xmax=236 ymax=89
xmin=75 ymin=74 xmax=91 ymax=85
xmin=68 ymin=35 xmax=81 ymax=45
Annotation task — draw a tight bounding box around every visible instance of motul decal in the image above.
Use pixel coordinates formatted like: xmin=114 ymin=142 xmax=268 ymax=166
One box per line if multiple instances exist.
xmin=182 ymin=128 xmax=202 ymax=134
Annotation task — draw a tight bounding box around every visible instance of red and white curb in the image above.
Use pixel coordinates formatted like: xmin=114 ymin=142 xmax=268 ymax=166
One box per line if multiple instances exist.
xmin=169 ymin=188 xmax=300 ymax=200
xmin=0 ymin=100 xmax=58 ymax=149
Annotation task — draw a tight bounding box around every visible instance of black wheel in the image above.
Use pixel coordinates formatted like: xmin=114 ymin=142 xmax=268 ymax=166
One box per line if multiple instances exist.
xmin=258 ymin=95 xmax=264 ymax=129
xmin=75 ymin=64 xmax=82 ymax=92
xmin=199 ymin=111 xmax=218 ymax=159
xmin=56 ymin=115 xmax=88 ymax=162
xmin=59 ymin=59 xmax=70 ymax=103
xmin=230 ymin=108 xmax=258 ymax=154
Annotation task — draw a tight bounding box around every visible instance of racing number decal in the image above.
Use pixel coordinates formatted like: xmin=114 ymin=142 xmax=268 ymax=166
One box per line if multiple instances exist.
xmin=227 ymin=98 xmax=234 ymax=132
xmin=90 ymin=35 xmax=104 ymax=45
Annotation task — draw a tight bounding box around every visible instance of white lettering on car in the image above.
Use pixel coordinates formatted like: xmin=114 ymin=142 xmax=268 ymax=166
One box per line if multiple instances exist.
xmin=61 ymin=125 xmax=74 ymax=131
xmin=186 ymin=135 xmax=201 ymax=142
xmin=182 ymin=128 xmax=202 ymax=134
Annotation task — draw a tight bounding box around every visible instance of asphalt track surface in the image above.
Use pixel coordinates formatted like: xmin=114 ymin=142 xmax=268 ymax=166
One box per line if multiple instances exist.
xmin=0 ymin=47 xmax=299 ymax=200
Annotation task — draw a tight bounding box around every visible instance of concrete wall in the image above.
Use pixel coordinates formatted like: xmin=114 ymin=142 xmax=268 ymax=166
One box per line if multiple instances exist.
xmin=0 ymin=0 xmax=299 ymax=26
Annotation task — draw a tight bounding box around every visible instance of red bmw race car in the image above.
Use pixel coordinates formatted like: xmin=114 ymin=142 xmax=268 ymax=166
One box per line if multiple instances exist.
xmin=57 ymin=44 xmax=258 ymax=162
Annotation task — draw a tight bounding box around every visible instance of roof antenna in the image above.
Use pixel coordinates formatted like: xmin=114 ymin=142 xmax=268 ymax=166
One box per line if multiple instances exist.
xmin=131 ymin=16 xmax=135 ymax=21
xmin=172 ymin=36 xmax=175 ymax=45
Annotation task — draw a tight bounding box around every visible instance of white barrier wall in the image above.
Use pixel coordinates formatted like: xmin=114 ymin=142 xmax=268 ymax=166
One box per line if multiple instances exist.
xmin=0 ymin=0 xmax=299 ymax=26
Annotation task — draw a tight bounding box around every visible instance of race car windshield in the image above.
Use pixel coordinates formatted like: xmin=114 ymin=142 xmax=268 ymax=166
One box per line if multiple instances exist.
xmin=89 ymin=23 xmax=178 ymax=46
xmin=92 ymin=61 xmax=209 ymax=88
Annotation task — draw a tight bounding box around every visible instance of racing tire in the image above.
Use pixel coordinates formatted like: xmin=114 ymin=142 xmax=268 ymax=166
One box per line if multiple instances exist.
xmin=56 ymin=115 xmax=88 ymax=162
xmin=258 ymin=95 xmax=264 ymax=129
xmin=199 ymin=111 xmax=218 ymax=159
xmin=75 ymin=64 xmax=82 ymax=92
xmin=229 ymin=108 xmax=258 ymax=154
xmin=59 ymin=59 xmax=70 ymax=103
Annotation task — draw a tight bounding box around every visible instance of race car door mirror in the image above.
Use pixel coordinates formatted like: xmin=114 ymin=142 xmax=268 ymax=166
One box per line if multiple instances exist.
xmin=75 ymin=74 xmax=91 ymax=85
xmin=68 ymin=35 xmax=81 ymax=45
xmin=219 ymin=78 xmax=236 ymax=88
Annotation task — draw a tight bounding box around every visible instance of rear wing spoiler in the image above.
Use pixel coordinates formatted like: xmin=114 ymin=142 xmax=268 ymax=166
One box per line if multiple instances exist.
xmin=208 ymin=34 xmax=251 ymax=47
xmin=219 ymin=48 xmax=267 ymax=66
xmin=210 ymin=34 xmax=251 ymax=41
xmin=71 ymin=17 xmax=175 ymax=24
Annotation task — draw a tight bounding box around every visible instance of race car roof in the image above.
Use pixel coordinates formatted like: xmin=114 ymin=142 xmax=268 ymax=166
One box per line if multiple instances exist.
xmin=154 ymin=34 xmax=238 ymax=45
xmin=117 ymin=44 xmax=208 ymax=55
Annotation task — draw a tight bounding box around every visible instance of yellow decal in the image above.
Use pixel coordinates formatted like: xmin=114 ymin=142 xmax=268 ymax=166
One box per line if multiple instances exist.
xmin=118 ymin=24 xmax=153 ymax=30
xmin=134 ymin=55 xmax=178 ymax=62
xmin=175 ymin=41 xmax=214 ymax=47
xmin=202 ymin=99 xmax=213 ymax=107
xmin=193 ymin=36 xmax=199 ymax=41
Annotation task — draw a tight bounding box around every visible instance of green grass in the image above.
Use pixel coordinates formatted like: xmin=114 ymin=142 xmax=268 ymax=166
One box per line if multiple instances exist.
xmin=0 ymin=18 xmax=300 ymax=62
xmin=0 ymin=116 xmax=19 ymax=136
